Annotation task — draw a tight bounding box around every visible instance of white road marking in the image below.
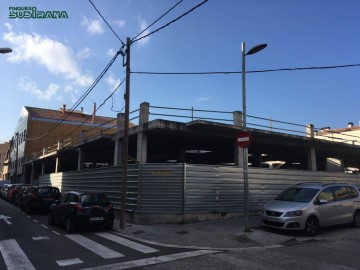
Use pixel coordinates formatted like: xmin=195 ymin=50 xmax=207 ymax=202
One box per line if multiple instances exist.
xmin=33 ymin=219 xmax=39 ymax=223
xmin=32 ymin=236 xmax=50 ymax=241
xmin=52 ymin=231 xmax=61 ymax=236
xmin=56 ymin=258 xmax=83 ymax=266
xmin=65 ymin=234 xmax=124 ymax=259
xmin=96 ymin=232 xmax=159 ymax=254
xmin=80 ymin=250 xmax=220 ymax=270
xmin=0 ymin=239 xmax=36 ymax=270
xmin=41 ymin=224 xmax=48 ymax=229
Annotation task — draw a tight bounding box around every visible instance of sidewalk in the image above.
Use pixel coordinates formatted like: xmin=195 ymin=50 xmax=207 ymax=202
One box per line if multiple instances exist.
xmin=112 ymin=215 xmax=296 ymax=250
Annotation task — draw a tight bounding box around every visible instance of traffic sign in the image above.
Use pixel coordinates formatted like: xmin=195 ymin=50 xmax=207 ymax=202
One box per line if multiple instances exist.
xmin=237 ymin=131 xmax=252 ymax=148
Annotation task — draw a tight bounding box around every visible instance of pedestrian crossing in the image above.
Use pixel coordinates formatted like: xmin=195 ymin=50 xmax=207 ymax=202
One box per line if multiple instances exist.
xmin=0 ymin=232 xmax=161 ymax=269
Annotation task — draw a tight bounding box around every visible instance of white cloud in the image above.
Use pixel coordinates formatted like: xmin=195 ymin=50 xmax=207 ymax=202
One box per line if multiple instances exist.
xmin=77 ymin=47 xmax=94 ymax=60
xmin=106 ymin=72 xmax=121 ymax=92
xmin=81 ymin=16 xmax=104 ymax=35
xmin=136 ymin=16 xmax=150 ymax=46
xmin=19 ymin=77 xmax=61 ymax=100
xmin=113 ymin=20 xmax=126 ymax=28
xmin=4 ymin=23 xmax=12 ymax=31
xmin=3 ymin=29 xmax=93 ymax=87
xmin=107 ymin=48 xmax=117 ymax=58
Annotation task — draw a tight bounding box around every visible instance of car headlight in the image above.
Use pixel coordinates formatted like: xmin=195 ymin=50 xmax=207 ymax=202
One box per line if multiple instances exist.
xmin=284 ymin=210 xmax=303 ymax=217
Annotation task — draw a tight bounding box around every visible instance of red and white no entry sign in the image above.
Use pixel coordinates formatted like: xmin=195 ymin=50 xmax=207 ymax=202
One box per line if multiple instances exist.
xmin=237 ymin=131 xmax=252 ymax=148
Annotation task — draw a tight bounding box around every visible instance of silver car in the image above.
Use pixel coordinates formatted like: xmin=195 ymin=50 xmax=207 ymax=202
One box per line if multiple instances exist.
xmin=261 ymin=182 xmax=360 ymax=236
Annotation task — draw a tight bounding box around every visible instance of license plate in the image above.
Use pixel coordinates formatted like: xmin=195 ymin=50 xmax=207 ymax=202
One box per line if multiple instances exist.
xmin=89 ymin=217 xmax=104 ymax=221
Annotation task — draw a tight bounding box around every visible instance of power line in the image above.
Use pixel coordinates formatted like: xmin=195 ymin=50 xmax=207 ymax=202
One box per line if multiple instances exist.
xmin=88 ymin=0 xmax=125 ymax=45
xmin=132 ymin=0 xmax=184 ymax=42
xmin=131 ymin=0 xmax=209 ymax=44
xmin=59 ymin=77 xmax=126 ymax=142
xmin=130 ymin=63 xmax=360 ymax=75
xmin=26 ymin=50 xmax=122 ymax=141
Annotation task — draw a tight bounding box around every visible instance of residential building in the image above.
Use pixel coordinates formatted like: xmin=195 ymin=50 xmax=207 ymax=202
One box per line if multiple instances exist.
xmin=4 ymin=104 xmax=117 ymax=183
xmin=0 ymin=141 xmax=10 ymax=180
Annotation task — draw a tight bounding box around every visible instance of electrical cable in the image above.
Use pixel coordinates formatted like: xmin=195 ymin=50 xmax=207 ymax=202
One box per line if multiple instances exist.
xmin=58 ymin=77 xmax=126 ymax=142
xmin=26 ymin=50 xmax=121 ymax=141
xmin=132 ymin=0 xmax=184 ymax=42
xmin=131 ymin=63 xmax=360 ymax=75
xmin=88 ymin=0 xmax=125 ymax=45
xmin=131 ymin=0 xmax=209 ymax=44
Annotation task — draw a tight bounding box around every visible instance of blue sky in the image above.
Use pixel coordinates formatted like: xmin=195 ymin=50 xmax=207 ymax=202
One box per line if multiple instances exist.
xmin=1 ymin=0 xmax=360 ymax=142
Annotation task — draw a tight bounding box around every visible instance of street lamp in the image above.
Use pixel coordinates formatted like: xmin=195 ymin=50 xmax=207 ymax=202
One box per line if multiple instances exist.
xmin=0 ymin=48 xmax=12 ymax=54
xmin=242 ymin=42 xmax=267 ymax=232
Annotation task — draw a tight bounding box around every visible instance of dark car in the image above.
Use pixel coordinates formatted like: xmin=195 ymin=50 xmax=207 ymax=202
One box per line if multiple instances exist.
xmin=48 ymin=191 xmax=114 ymax=233
xmin=22 ymin=186 xmax=61 ymax=214
xmin=15 ymin=185 xmax=33 ymax=207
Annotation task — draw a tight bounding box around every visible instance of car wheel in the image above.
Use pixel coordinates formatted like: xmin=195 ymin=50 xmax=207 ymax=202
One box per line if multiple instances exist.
xmin=353 ymin=211 xmax=360 ymax=228
xmin=65 ymin=218 xmax=75 ymax=233
xmin=48 ymin=212 xmax=55 ymax=226
xmin=304 ymin=216 xmax=319 ymax=236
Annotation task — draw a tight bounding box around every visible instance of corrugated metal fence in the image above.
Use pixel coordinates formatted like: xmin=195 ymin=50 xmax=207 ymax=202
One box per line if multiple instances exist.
xmin=38 ymin=163 xmax=360 ymax=215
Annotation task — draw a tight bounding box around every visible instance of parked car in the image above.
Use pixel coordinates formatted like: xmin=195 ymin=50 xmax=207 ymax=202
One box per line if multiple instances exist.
xmin=22 ymin=186 xmax=61 ymax=214
xmin=15 ymin=185 xmax=33 ymax=207
xmin=48 ymin=191 xmax=114 ymax=233
xmin=8 ymin=184 xmax=31 ymax=203
xmin=261 ymin=182 xmax=360 ymax=236
xmin=0 ymin=184 xmax=12 ymax=199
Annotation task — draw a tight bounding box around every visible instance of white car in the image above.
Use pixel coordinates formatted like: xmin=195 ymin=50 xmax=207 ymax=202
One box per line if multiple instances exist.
xmin=261 ymin=182 xmax=360 ymax=236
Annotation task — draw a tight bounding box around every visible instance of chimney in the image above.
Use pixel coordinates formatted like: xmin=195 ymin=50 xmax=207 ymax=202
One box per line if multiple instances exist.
xmin=81 ymin=107 xmax=84 ymax=113
xmin=91 ymin=103 xmax=96 ymax=123
xmin=62 ymin=104 xmax=66 ymax=114
xmin=348 ymin=122 xmax=354 ymax=128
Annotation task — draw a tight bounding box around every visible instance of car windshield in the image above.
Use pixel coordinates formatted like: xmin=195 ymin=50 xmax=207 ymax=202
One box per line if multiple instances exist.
xmin=80 ymin=194 xmax=110 ymax=205
xmin=275 ymin=187 xmax=319 ymax=202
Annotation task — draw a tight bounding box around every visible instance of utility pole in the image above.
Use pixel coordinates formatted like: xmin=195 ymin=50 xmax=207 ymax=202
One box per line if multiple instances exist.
xmin=120 ymin=37 xmax=131 ymax=229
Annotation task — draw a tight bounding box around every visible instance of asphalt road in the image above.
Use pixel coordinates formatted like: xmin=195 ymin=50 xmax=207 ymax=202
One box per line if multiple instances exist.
xmin=0 ymin=198 xmax=202 ymax=270
xmin=2 ymin=197 xmax=360 ymax=270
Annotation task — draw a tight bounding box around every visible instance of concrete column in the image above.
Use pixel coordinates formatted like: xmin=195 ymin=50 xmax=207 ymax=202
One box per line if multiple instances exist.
xmin=137 ymin=132 xmax=147 ymax=163
xmin=233 ymin=111 xmax=243 ymax=127
xmin=77 ymin=148 xmax=84 ymax=171
xmin=139 ymin=102 xmax=150 ymax=125
xmin=136 ymin=102 xmax=149 ymax=163
xmin=55 ymin=157 xmax=61 ymax=173
xmin=41 ymin=161 xmax=46 ymax=175
xmin=307 ymin=147 xmax=317 ymax=171
xmin=114 ymin=139 xmax=123 ymax=166
xmin=306 ymin=124 xmax=315 ymax=138
xmin=234 ymin=141 xmax=244 ymax=167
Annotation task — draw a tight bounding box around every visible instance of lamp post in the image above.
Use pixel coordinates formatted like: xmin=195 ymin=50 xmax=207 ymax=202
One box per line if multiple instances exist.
xmin=0 ymin=48 xmax=12 ymax=54
xmin=242 ymin=42 xmax=267 ymax=232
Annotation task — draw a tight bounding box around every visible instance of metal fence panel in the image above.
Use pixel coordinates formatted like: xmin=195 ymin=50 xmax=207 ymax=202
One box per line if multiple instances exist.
xmin=38 ymin=165 xmax=139 ymax=210
xmin=38 ymin=163 xmax=360 ymax=215
xmin=138 ymin=163 xmax=184 ymax=213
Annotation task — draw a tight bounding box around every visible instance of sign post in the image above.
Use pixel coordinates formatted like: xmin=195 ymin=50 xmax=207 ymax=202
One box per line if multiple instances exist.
xmin=237 ymin=131 xmax=252 ymax=148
